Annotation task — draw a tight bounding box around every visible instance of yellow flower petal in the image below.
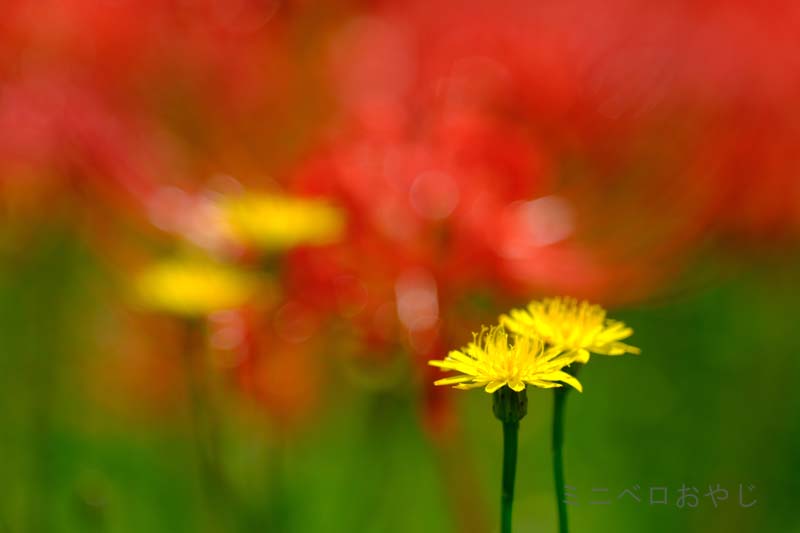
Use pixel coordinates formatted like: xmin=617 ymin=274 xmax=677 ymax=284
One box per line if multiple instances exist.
xmin=428 ymin=325 xmax=580 ymax=394
xmin=221 ymin=193 xmax=345 ymax=251
xmin=135 ymin=258 xmax=255 ymax=317
xmin=503 ymin=297 xmax=640 ymax=362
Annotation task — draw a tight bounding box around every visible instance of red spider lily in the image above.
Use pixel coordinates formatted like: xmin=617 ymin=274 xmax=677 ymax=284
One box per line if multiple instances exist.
xmin=2 ymin=0 xmax=799 ymax=435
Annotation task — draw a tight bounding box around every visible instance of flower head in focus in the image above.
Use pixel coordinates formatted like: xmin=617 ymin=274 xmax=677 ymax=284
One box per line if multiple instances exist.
xmin=135 ymin=258 xmax=255 ymax=317
xmin=428 ymin=326 xmax=582 ymax=393
xmin=500 ymin=297 xmax=640 ymax=364
xmin=221 ymin=193 xmax=345 ymax=251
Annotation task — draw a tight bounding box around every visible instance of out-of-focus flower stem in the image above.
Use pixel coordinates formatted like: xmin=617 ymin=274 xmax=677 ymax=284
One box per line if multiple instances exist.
xmin=181 ymin=319 xmax=231 ymax=530
xmin=266 ymin=437 xmax=291 ymax=532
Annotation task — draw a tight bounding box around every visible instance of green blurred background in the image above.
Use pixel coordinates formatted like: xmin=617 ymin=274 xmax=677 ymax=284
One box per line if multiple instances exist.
xmin=2 ymin=232 xmax=798 ymax=533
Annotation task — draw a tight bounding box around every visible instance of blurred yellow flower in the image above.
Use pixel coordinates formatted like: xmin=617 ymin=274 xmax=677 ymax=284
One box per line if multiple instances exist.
xmin=500 ymin=297 xmax=640 ymax=364
xmin=221 ymin=193 xmax=345 ymax=251
xmin=428 ymin=326 xmax=582 ymax=393
xmin=135 ymin=258 xmax=255 ymax=317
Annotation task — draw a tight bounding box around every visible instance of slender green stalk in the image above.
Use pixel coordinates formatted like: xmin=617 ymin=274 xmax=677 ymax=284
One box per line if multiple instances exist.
xmin=501 ymin=420 xmax=519 ymax=533
xmin=267 ymin=436 xmax=291 ymax=533
xmin=181 ymin=319 xmax=232 ymax=532
xmin=552 ymin=387 xmax=569 ymax=533
xmin=182 ymin=320 xmax=223 ymax=492
xmin=493 ymin=387 xmax=528 ymax=533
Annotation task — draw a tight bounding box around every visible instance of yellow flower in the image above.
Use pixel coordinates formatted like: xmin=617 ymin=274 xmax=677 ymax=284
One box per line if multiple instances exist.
xmin=428 ymin=326 xmax=583 ymax=393
xmin=500 ymin=297 xmax=640 ymax=364
xmin=221 ymin=193 xmax=345 ymax=251
xmin=135 ymin=258 xmax=255 ymax=317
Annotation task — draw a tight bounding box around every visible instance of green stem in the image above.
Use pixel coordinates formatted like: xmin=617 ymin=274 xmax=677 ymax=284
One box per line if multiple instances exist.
xmin=181 ymin=319 xmax=231 ymax=531
xmin=267 ymin=437 xmax=290 ymax=533
xmin=552 ymin=387 xmax=569 ymax=533
xmin=501 ymin=420 xmax=519 ymax=533
xmin=493 ymin=387 xmax=527 ymax=533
